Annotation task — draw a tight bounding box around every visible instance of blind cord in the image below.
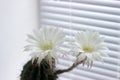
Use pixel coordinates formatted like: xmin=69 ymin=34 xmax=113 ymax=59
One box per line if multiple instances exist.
xmin=69 ymin=0 xmax=74 ymax=50
xmin=69 ymin=0 xmax=72 ymax=30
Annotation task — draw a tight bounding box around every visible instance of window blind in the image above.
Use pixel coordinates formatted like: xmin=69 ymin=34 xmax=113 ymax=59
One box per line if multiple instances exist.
xmin=40 ymin=0 xmax=120 ymax=80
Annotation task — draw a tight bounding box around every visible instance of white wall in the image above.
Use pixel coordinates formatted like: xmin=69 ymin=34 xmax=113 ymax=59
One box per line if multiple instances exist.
xmin=0 ymin=0 xmax=39 ymax=80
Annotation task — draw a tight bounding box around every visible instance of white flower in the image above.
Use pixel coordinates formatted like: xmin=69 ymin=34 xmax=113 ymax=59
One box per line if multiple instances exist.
xmin=74 ymin=31 xmax=108 ymax=67
xmin=24 ymin=26 xmax=66 ymax=65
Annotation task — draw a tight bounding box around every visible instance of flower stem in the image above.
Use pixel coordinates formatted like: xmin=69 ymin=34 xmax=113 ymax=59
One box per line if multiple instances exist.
xmin=55 ymin=57 xmax=87 ymax=75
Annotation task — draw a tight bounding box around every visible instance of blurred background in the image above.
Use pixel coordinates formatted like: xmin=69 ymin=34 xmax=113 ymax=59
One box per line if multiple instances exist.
xmin=0 ymin=0 xmax=120 ymax=80
xmin=0 ymin=0 xmax=39 ymax=80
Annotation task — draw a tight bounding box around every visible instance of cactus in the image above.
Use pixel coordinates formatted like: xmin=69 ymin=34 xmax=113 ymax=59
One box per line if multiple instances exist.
xmin=20 ymin=58 xmax=57 ymax=80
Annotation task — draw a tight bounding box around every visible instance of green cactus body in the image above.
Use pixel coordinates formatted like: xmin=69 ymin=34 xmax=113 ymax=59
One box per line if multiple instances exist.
xmin=20 ymin=59 xmax=57 ymax=80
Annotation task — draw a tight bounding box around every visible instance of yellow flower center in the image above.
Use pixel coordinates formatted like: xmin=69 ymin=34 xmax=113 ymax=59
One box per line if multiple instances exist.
xmin=40 ymin=41 xmax=53 ymax=51
xmin=83 ymin=45 xmax=95 ymax=53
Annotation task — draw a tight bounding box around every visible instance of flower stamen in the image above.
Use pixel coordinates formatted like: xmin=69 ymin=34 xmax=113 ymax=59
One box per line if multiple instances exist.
xmin=40 ymin=41 xmax=53 ymax=51
xmin=83 ymin=46 xmax=94 ymax=53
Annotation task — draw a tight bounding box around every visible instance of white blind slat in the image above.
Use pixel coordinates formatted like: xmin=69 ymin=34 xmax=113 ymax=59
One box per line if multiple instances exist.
xmin=40 ymin=0 xmax=120 ymax=80
xmin=41 ymin=6 xmax=120 ymax=23
xmin=41 ymin=1 xmax=120 ymax=15
xmin=61 ymin=0 xmax=120 ymax=8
